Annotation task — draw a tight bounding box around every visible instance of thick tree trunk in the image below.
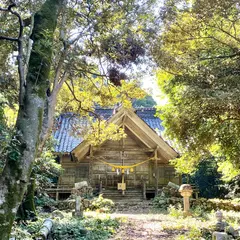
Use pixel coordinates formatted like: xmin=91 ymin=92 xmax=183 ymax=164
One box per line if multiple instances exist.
xmin=0 ymin=0 xmax=62 ymax=239
xmin=18 ymin=178 xmax=37 ymax=220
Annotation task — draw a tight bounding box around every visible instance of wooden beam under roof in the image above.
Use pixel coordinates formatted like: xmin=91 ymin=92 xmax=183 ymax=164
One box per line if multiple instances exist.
xmin=124 ymin=117 xmax=172 ymax=162
xmin=124 ymin=126 xmax=149 ymax=149
xmin=126 ymin=108 xmax=178 ymax=159
xmin=124 ymin=122 xmax=152 ymax=148
xmin=92 ymin=147 xmax=155 ymax=152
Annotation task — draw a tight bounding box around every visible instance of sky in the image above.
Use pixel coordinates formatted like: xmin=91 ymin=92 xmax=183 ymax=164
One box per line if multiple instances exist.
xmin=142 ymin=74 xmax=168 ymax=106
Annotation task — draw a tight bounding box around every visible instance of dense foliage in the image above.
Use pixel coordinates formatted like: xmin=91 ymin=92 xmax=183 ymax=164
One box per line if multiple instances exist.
xmin=33 ymin=140 xmax=62 ymax=192
xmin=11 ymin=213 xmax=120 ymax=240
xmin=132 ymin=95 xmax=156 ymax=107
xmin=0 ymin=93 xmax=17 ymax=172
xmin=188 ymin=159 xmax=226 ymax=199
xmin=153 ymin=0 xmax=240 ymax=179
xmin=53 ymin=216 xmax=119 ymax=240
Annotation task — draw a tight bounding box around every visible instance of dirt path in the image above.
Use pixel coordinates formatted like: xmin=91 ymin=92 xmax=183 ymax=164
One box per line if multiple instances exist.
xmin=109 ymin=213 xmax=181 ymax=240
xmin=105 ymin=201 xmax=185 ymax=240
xmin=85 ymin=201 xmax=189 ymax=239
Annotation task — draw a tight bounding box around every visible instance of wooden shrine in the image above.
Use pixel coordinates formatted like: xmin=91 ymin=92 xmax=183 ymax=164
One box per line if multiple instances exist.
xmin=50 ymin=107 xmax=180 ymax=200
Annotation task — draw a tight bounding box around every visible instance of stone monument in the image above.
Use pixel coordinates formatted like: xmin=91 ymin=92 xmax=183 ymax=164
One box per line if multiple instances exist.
xmin=212 ymin=211 xmax=238 ymax=240
xmin=72 ymin=181 xmax=89 ymax=217
xmin=179 ymin=184 xmax=193 ymax=215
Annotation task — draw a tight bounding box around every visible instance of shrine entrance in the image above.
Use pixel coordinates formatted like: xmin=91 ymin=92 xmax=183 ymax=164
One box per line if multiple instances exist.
xmin=96 ymin=157 xmax=154 ymax=195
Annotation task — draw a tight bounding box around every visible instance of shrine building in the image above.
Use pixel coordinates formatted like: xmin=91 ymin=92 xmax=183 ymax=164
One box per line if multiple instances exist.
xmin=50 ymin=107 xmax=180 ymax=201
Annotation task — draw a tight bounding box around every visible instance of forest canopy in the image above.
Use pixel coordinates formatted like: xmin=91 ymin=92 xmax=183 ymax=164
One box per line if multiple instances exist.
xmin=153 ymin=0 xmax=240 ymax=180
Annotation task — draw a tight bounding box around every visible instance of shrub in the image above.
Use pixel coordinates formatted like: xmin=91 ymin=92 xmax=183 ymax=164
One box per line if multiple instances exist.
xmin=52 ymin=220 xmax=87 ymax=240
xmin=84 ymin=216 xmax=120 ymax=240
xmin=176 ymin=227 xmax=203 ymax=240
xmin=52 ymin=215 xmax=120 ymax=240
xmin=11 ymin=218 xmax=44 ymax=239
xmin=35 ymin=194 xmax=57 ymax=208
xmin=168 ymin=204 xmax=184 ymax=218
xmin=90 ymin=194 xmax=115 ymax=213
xmin=153 ymin=195 xmax=182 ymax=210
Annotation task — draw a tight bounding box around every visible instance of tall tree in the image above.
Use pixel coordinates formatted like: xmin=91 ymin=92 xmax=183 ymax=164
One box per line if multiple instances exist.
xmin=0 ymin=0 xmax=156 ymax=237
xmin=152 ymin=0 xmax=240 ymax=178
xmin=0 ymin=0 xmax=63 ymax=238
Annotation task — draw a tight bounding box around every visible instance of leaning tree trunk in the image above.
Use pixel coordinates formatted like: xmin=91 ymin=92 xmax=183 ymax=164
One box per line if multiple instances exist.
xmin=0 ymin=0 xmax=63 ymax=239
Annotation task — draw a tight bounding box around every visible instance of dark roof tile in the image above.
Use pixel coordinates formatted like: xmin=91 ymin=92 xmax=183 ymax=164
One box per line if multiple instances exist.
xmin=53 ymin=108 xmax=164 ymax=153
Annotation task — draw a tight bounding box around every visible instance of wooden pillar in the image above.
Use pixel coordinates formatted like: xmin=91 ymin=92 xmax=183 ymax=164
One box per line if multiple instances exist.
xmin=155 ymin=148 xmax=159 ymax=196
xmin=56 ymin=190 xmax=59 ymax=201
xmin=99 ymin=180 xmax=103 ymax=194
xmin=142 ymin=181 xmax=146 ymax=200
xmin=122 ymin=172 xmax=125 ymax=195
xmin=89 ymin=145 xmax=93 ymax=186
xmin=121 ymin=124 xmax=125 ymax=195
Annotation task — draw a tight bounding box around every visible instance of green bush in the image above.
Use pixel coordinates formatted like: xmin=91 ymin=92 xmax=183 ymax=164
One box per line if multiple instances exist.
xmin=90 ymin=194 xmax=115 ymax=213
xmin=11 ymin=218 xmax=44 ymax=239
xmin=152 ymin=195 xmax=169 ymax=209
xmin=35 ymin=194 xmax=57 ymax=208
xmin=176 ymin=227 xmax=204 ymax=240
xmin=84 ymin=217 xmax=119 ymax=240
xmin=52 ymin=220 xmax=87 ymax=240
xmin=52 ymin=216 xmax=120 ymax=240
xmin=168 ymin=204 xmax=184 ymax=218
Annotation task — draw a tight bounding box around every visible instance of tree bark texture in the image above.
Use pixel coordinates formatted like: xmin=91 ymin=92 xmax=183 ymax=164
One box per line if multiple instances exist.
xmin=38 ymin=52 xmax=69 ymax=152
xmin=0 ymin=0 xmax=62 ymax=239
xmin=18 ymin=178 xmax=37 ymax=220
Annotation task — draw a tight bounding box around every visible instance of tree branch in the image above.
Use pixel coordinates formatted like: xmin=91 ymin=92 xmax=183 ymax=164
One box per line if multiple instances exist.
xmin=0 ymin=1 xmax=25 ymax=105
xmin=65 ymin=81 xmax=101 ymax=119
xmin=200 ymin=51 xmax=240 ymax=61
xmin=0 ymin=36 xmax=18 ymax=41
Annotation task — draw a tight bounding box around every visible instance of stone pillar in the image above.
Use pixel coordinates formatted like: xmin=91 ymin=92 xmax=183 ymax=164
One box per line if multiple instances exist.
xmin=75 ymin=195 xmax=83 ymax=217
xmin=179 ymin=184 xmax=193 ymax=215
xmin=212 ymin=232 xmax=229 ymax=240
xmin=36 ymin=218 xmax=53 ymax=240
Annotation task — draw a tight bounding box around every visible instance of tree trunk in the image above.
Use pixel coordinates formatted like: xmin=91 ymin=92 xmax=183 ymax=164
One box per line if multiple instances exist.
xmin=38 ymin=54 xmax=69 ymax=152
xmin=0 ymin=0 xmax=62 ymax=239
xmin=38 ymin=92 xmax=59 ymax=151
xmin=18 ymin=177 xmax=37 ymax=220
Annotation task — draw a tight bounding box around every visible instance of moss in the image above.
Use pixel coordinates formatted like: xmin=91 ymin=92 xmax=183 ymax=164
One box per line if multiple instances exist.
xmin=20 ymin=178 xmax=37 ymax=220
xmin=27 ymin=0 xmax=62 ymax=98
xmin=0 ymin=182 xmax=19 ymax=239
xmin=38 ymin=107 xmax=43 ymax=136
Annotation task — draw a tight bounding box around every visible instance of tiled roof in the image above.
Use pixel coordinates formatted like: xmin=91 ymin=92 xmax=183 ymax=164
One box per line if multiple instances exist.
xmin=53 ymin=108 xmax=164 ymax=153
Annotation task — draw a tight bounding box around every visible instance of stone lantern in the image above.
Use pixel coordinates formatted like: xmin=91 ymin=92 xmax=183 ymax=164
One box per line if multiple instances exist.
xmin=179 ymin=184 xmax=193 ymax=215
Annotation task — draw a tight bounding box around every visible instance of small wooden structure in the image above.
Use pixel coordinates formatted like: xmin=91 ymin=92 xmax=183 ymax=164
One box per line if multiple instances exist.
xmin=50 ymin=107 xmax=180 ymax=200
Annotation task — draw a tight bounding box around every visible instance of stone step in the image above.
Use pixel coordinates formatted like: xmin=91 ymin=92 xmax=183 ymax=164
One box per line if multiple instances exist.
xmin=103 ymin=190 xmax=142 ymax=193
xmin=102 ymin=191 xmax=143 ymax=202
xmin=103 ymin=194 xmax=143 ymax=198
xmin=102 ymin=190 xmax=142 ymax=193
xmin=105 ymin=198 xmax=143 ymax=204
xmin=102 ymin=192 xmax=142 ymax=195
